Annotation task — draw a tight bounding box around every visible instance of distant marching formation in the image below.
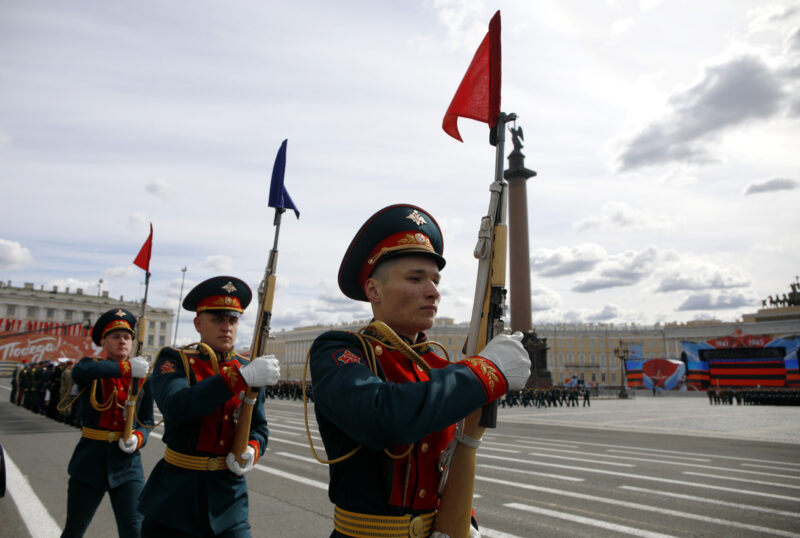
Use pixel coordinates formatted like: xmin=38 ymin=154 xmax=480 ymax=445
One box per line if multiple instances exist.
xmin=707 ymin=387 xmax=800 ymax=406
xmin=501 ymin=387 xmax=593 ymax=408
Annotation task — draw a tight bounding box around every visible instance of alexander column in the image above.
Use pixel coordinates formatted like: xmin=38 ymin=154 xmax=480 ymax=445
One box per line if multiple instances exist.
xmin=504 ymin=125 xmax=552 ymax=388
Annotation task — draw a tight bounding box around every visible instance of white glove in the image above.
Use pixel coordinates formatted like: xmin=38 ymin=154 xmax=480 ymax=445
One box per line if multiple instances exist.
xmin=118 ymin=435 xmax=138 ymax=454
xmin=431 ymin=529 xmax=480 ymax=538
xmin=239 ymin=355 xmax=280 ymax=387
xmin=129 ymin=356 xmax=149 ymax=378
xmin=226 ymin=446 xmax=255 ymax=476
xmin=477 ymin=332 xmax=531 ymax=391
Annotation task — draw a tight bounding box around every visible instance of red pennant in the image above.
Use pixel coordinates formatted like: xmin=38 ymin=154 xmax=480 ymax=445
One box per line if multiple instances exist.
xmin=442 ymin=10 xmax=502 ymax=142
xmin=133 ymin=223 xmax=153 ymax=272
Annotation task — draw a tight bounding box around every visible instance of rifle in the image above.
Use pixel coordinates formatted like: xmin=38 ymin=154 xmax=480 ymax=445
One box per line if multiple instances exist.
xmin=434 ymin=112 xmax=512 ymax=537
xmin=231 ymin=207 xmax=284 ymax=464
xmin=123 ymin=270 xmax=149 ymax=442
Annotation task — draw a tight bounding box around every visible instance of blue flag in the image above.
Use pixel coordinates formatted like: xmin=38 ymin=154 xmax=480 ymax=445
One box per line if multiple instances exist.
xmin=267 ymin=139 xmax=299 ymax=218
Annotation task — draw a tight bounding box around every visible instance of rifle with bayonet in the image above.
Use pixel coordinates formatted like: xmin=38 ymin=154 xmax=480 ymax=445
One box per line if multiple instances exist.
xmin=123 ymin=262 xmax=150 ymax=443
xmin=433 ymin=112 xmax=513 ymax=537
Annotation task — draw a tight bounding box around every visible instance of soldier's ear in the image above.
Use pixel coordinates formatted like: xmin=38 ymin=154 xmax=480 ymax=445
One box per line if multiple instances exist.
xmin=364 ymin=278 xmax=381 ymax=303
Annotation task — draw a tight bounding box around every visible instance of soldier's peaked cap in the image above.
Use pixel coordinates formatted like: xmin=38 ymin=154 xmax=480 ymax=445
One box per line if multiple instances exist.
xmin=92 ymin=308 xmax=136 ymax=346
xmin=182 ymin=276 xmax=252 ymax=317
xmin=338 ymin=204 xmax=445 ymax=302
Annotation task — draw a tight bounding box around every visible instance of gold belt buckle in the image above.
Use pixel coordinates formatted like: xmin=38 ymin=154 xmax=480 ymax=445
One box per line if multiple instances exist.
xmin=409 ymin=515 xmax=427 ymax=538
xmin=107 ymin=431 xmax=116 ymax=442
xmin=207 ymin=458 xmax=219 ymax=471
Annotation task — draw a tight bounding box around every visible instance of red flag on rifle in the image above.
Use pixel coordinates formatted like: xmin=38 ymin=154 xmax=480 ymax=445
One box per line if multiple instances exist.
xmin=442 ymin=10 xmax=502 ymax=142
xmin=133 ymin=223 xmax=153 ymax=272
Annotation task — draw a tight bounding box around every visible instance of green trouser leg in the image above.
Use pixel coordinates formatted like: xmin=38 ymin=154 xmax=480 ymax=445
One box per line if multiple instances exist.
xmin=62 ymin=478 xmax=144 ymax=538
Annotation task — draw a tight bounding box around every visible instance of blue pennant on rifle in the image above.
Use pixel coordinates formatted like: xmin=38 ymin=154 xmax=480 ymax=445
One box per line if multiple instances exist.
xmin=268 ymin=139 xmax=300 ymax=218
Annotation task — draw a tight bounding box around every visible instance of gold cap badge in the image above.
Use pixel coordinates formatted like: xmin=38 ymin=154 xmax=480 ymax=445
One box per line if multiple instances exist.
xmin=222 ymin=281 xmax=237 ymax=294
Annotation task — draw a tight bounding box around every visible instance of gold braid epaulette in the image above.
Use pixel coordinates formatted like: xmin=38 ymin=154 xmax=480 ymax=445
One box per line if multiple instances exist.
xmin=302 ymin=321 xmax=450 ymax=466
xmin=178 ymin=342 xmax=220 ymax=384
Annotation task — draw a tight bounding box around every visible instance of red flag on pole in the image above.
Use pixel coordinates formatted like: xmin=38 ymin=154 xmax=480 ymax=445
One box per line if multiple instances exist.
xmin=133 ymin=223 xmax=153 ymax=272
xmin=442 ymin=10 xmax=502 ymax=142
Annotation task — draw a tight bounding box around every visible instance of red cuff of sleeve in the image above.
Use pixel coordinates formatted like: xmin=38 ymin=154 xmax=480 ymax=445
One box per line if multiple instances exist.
xmin=220 ymin=365 xmax=248 ymax=395
xmin=460 ymin=356 xmax=508 ymax=402
xmin=133 ymin=430 xmax=144 ymax=449
xmin=118 ymin=360 xmax=132 ymax=378
xmin=248 ymin=440 xmax=260 ymax=463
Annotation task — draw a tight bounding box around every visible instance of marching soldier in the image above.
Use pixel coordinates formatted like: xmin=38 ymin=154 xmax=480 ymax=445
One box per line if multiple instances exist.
xmin=308 ymin=204 xmax=530 ymax=538
xmin=138 ymin=276 xmax=280 ymax=537
xmin=62 ymin=308 xmax=153 ymax=538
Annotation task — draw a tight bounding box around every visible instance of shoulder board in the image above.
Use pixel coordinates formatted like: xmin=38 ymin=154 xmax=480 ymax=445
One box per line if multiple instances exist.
xmin=315 ymin=329 xmax=361 ymax=344
xmin=154 ymin=346 xmax=185 ymax=361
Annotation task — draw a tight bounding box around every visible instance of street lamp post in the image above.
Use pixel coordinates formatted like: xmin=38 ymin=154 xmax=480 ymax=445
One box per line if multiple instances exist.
xmin=614 ymin=341 xmax=629 ymax=399
xmin=173 ymin=266 xmax=187 ymax=346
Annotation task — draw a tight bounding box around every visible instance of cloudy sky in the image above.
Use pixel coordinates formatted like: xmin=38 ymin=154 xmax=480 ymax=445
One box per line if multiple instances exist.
xmin=1 ymin=0 xmax=798 ymax=346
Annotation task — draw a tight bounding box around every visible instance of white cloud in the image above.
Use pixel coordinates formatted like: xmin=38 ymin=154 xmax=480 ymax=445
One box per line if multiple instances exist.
xmin=432 ymin=0 xmax=489 ymax=49
xmin=573 ymin=201 xmax=675 ymax=231
xmin=45 ymin=278 xmax=95 ymax=293
xmin=655 ymin=262 xmax=750 ymax=292
xmin=126 ymin=212 xmax=148 ymax=233
xmin=0 ymin=239 xmax=34 ymax=270
xmin=531 ymin=283 xmax=560 ymax=311
xmin=145 ymin=178 xmax=172 ymax=199
xmin=743 ymin=177 xmax=799 ymax=195
xmin=531 ymin=244 xmax=607 ymax=277
xmin=639 ymin=0 xmax=663 ymax=11
xmin=103 ymin=265 xmax=140 ymax=278
xmin=611 ymin=17 xmax=635 ymax=37
xmin=677 ymin=290 xmax=757 ymax=311
xmin=572 ymin=246 xmax=676 ymax=292
xmin=204 ymin=255 xmax=233 ymax=273
xmin=617 ymin=55 xmax=789 ymax=170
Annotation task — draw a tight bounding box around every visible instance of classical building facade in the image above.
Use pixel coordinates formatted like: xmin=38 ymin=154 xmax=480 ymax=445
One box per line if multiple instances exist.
xmin=265 ymin=308 xmax=800 ymax=388
xmin=0 ymin=281 xmax=174 ymax=358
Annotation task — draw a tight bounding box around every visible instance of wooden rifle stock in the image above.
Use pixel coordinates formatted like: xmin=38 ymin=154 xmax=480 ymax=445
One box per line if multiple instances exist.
xmin=122 ymin=378 xmax=140 ymax=442
xmin=231 ymin=208 xmax=283 ymax=464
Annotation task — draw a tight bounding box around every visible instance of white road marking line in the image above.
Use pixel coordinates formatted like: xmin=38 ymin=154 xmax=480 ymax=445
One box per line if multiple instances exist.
xmin=618 ymin=485 xmax=800 ymax=519
xmin=505 ymin=502 xmax=677 ymax=538
xmin=741 ymin=462 xmax=800 ymax=472
xmin=485 ymin=478 xmax=800 ymax=538
xmin=480 ymin=526 xmax=526 ymax=538
xmin=527 ymin=447 xmax=797 ymax=478
xmin=507 ymin=435 xmax=800 ymax=467
xmin=480 ymin=446 xmax=521 ymax=454
xmin=5 ymin=449 xmax=62 ymax=537
xmin=477 ymin=463 xmax=800 ymax=502
xmin=524 ymin=452 xmax=635 ymax=467
xmin=479 ymin=464 xmax=584 ymax=482
xmin=255 ymin=465 xmax=328 ymax=490
xmin=276 ymin=451 xmax=324 ymax=465
xmin=604 ymin=448 xmax=711 ymax=462
xmin=682 ymin=470 xmax=800 ymax=490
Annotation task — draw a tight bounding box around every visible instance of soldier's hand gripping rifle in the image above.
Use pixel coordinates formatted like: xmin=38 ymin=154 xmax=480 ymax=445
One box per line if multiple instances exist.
xmin=434 ymin=113 xmax=513 ymax=537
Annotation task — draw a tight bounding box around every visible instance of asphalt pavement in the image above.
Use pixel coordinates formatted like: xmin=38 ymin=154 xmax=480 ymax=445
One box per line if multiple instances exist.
xmin=498 ymin=391 xmax=800 ymax=445
xmin=1 ymin=384 xmax=798 ymax=537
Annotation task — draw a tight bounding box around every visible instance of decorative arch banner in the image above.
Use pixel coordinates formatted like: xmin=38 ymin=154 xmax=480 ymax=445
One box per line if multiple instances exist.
xmin=0 ymin=319 xmax=97 ymax=377
xmin=680 ymin=332 xmax=800 ymax=389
